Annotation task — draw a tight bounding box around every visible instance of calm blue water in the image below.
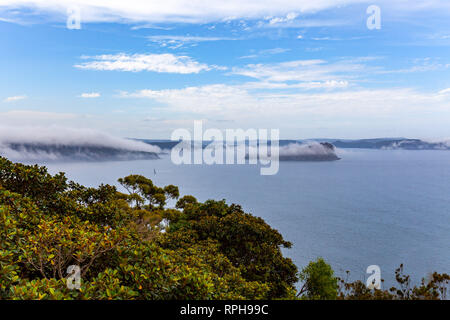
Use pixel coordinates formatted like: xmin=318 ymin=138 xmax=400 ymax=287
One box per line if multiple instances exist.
xmin=43 ymin=149 xmax=450 ymax=288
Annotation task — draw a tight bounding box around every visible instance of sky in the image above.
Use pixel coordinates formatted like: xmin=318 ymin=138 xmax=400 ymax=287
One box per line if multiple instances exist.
xmin=1 ymin=0 xmax=450 ymax=139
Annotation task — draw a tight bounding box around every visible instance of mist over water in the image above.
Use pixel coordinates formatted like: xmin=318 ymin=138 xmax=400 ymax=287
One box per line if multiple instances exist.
xmin=0 ymin=126 xmax=161 ymax=161
xmin=39 ymin=149 xmax=450 ymax=288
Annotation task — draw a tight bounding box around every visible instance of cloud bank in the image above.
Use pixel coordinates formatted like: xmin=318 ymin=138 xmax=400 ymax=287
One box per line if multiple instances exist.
xmin=248 ymin=141 xmax=339 ymax=161
xmin=120 ymin=83 xmax=450 ymax=119
xmin=277 ymin=142 xmax=338 ymax=157
xmin=1 ymin=1 xmax=449 ymax=25
xmin=0 ymin=126 xmax=161 ymax=161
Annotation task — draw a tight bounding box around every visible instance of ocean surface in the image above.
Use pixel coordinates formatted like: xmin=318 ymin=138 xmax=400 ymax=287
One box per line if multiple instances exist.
xmin=41 ymin=149 xmax=450 ymax=288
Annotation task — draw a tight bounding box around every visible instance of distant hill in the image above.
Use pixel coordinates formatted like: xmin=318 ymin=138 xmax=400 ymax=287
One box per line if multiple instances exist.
xmin=278 ymin=142 xmax=340 ymax=161
xmin=328 ymin=139 xmax=450 ymax=150
xmin=140 ymin=138 xmax=450 ymax=151
xmin=0 ymin=143 xmax=159 ymax=162
xmin=140 ymin=140 xmax=341 ymax=162
xmin=4 ymin=137 xmax=443 ymax=163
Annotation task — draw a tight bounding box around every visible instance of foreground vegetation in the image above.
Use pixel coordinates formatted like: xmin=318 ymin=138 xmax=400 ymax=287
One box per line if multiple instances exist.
xmin=0 ymin=157 xmax=448 ymax=300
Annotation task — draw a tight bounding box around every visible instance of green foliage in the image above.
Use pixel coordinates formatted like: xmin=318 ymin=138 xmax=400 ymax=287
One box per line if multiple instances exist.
xmin=338 ymin=264 xmax=450 ymax=300
xmin=298 ymin=258 xmax=338 ymax=300
xmin=1 ymin=156 xmax=447 ymax=300
xmin=0 ymin=157 xmax=295 ymax=300
xmin=0 ymin=157 xmax=67 ymax=207
xmin=161 ymin=199 xmax=298 ymax=298
xmin=118 ymin=175 xmax=179 ymax=209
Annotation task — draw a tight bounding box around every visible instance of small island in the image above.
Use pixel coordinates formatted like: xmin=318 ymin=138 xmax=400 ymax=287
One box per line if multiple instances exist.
xmin=279 ymin=142 xmax=340 ymax=161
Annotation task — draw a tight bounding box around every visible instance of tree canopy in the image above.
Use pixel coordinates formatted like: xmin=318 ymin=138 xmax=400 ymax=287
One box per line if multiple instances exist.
xmin=0 ymin=156 xmax=448 ymax=300
xmin=0 ymin=157 xmax=297 ymax=299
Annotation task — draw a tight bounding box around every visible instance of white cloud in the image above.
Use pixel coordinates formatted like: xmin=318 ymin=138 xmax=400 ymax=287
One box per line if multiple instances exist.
xmin=231 ymin=59 xmax=367 ymax=83
xmin=0 ymin=16 xmax=27 ymax=24
xmin=0 ymin=1 xmax=356 ymax=24
xmin=0 ymin=125 xmax=161 ymax=161
xmin=268 ymin=12 xmax=298 ymax=25
xmin=2 ymin=1 xmax=449 ymax=25
xmin=80 ymin=92 xmax=100 ymax=98
xmin=0 ymin=110 xmax=77 ymax=121
xmin=119 ymin=57 xmax=414 ymax=119
xmin=438 ymin=88 xmax=450 ymax=95
xmin=74 ymin=53 xmax=217 ymax=74
xmin=259 ymin=19 xmax=350 ymax=29
xmin=241 ymin=80 xmax=349 ymax=90
xmin=3 ymin=95 xmax=26 ymax=102
xmin=0 ymin=110 xmax=158 ymax=138
xmin=239 ymin=47 xmax=290 ymax=59
xmin=130 ymin=24 xmax=173 ymax=30
xmin=0 ymin=110 xmax=86 ymax=129
xmin=0 ymin=125 xmax=158 ymax=151
xmin=147 ymin=35 xmax=237 ymax=49
xmin=376 ymin=58 xmax=450 ymax=74
xmin=120 ymin=84 xmax=248 ymax=113
xmin=119 ymin=84 xmax=450 ymax=122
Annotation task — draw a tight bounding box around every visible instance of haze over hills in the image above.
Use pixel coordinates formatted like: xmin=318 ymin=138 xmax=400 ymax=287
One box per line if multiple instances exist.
xmin=314 ymin=138 xmax=450 ymax=150
xmin=2 ymin=127 xmax=449 ymax=163
xmin=0 ymin=126 xmax=161 ymax=162
xmin=0 ymin=143 xmax=160 ymax=162
xmin=141 ymin=138 xmax=450 ymax=151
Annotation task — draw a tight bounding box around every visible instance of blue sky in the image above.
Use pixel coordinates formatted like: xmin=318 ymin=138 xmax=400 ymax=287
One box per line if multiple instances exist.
xmin=1 ymin=0 xmax=450 ymax=139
